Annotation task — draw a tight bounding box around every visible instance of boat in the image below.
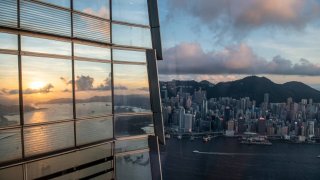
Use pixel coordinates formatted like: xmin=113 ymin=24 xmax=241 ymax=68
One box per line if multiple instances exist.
xmin=317 ymin=155 xmax=320 ymax=158
xmin=193 ymin=150 xmax=199 ymax=153
xmin=240 ymin=136 xmax=272 ymax=146
xmin=203 ymin=135 xmax=212 ymax=142
xmin=177 ymin=135 xmax=182 ymax=140
xmin=165 ymin=133 xmax=171 ymax=139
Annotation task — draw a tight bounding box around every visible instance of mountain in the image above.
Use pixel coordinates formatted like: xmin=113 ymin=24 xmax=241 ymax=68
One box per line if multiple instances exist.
xmin=209 ymin=76 xmax=320 ymax=103
xmin=161 ymin=76 xmax=320 ymax=104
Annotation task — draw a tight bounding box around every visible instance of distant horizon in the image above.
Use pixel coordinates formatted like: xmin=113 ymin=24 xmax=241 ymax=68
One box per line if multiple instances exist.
xmin=159 ymin=75 xmax=320 ymax=91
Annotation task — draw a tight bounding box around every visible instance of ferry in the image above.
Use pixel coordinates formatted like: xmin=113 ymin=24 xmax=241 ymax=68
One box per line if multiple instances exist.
xmin=240 ymin=136 xmax=272 ymax=146
xmin=203 ymin=135 xmax=212 ymax=142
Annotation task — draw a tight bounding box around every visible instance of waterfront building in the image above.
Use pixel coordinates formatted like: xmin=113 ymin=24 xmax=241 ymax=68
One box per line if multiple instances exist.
xmin=0 ymin=0 xmax=164 ymax=179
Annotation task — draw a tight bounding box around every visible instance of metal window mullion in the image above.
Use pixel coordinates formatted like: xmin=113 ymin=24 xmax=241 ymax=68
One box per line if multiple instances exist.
xmin=110 ymin=1 xmax=116 ymax=179
xmin=70 ymin=0 xmax=77 ymax=149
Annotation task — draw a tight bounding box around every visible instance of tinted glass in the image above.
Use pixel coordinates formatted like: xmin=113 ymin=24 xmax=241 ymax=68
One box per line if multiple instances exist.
xmin=35 ymin=0 xmax=70 ymax=8
xmin=24 ymin=121 xmax=74 ymax=157
xmin=115 ymin=138 xmax=149 ymax=153
xmin=116 ymin=152 xmax=152 ymax=180
xmin=0 ymin=128 xmax=22 ymax=163
xmin=113 ymin=49 xmax=146 ymax=63
xmin=20 ymin=0 xmax=71 ymax=37
xmin=74 ymin=0 xmax=110 ymax=19
xmin=0 ymin=0 xmax=17 ymax=28
xmin=73 ymin=14 xmax=111 ymax=43
xmin=112 ymin=24 xmax=152 ymax=48
xmin=0 ymin=165 xmax=23 ymax=180
xmin=0 ymin=33 xmax=18 ymax=50
xmin=114 ymin=64 xmax=151 ymax=113
xmin=22 ymin=36 xmax=71 ymax=56
xmin=115 ymin=115 xmax=154 ymax=137
xmin=74 ymin=44 xmax=111 ymax=60
xmin=112 ymin=0 xmax=149 ymax=25
xmin=0 ymin=54 xmax=20 ymax=127
xmin=22 ymin=56 xmax=73 ymax=124
xmin=74 ymin=61 xmax=112 ymax=118
xmin=76 ymin=117 xmax=113 ymax=145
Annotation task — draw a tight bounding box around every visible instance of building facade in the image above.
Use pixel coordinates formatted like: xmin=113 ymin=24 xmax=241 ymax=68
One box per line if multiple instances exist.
xmin=0 ymin=0 xmax=164 ymax=179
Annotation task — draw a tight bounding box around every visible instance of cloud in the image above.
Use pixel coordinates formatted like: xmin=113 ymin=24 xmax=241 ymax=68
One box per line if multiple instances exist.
xmin=72 ymin=73 xmax=115 ymax=91
xmin=158 ymin=42 xmax=320 ymax=76
xmin=75 ymin=75 xmax=94 ymax=91
xmin=167 ymin=0 xmax=320 ymax=39
xmin=83 ymin=7 xmax=109 ymax=19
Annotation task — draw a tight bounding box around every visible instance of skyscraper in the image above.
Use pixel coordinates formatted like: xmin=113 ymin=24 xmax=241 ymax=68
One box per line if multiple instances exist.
xmin=0 ymin=0 xmax=164 ymax=179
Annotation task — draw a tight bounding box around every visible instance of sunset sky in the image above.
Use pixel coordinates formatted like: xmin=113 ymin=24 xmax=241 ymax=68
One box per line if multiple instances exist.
xmin=157 ymin=0 xmax=320 ymax=89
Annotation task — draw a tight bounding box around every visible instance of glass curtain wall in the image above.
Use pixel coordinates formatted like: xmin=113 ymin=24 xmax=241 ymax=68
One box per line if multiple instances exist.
xmin=0 ymin=0 xmax=159 ymax=179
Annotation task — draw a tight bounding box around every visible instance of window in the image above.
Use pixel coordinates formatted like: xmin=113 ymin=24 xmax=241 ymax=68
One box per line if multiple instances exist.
xmin=22 ymin=56 xmax=73 ymax=124
xmin=0 ymin=54 xmax=20 ymax=127
xmin=115 ymin=137 xmax=148 ymax=153
xmin=21 ymin=36 xmax=71 ymax=56
xmin=116 ymin=151 xmax=152 ymax=180
xmin=0 ymin=33 xmax=18 ymax=50
xmin=115 ymin=114 xmax=154 ymax=137
xmin=112 ymin=0 xmax=149 ymax=25
xmin=20 ymin=0 xmax=71 ymax=37
xmin=0 ymin=0 xmax=17 ymax=28
xmin=76 ymin=117 xmax=113 ymax=145
xmin=24 ymin=121 xmax=74 ymax=157
xmin=113 ymin=49 xmax=146 ymax=63
xmin=74 ymin=60 xmax=112 ymax=118
xmin=73 ymin=13 xmax=111 ymax=43
xmin=74 ymin=43 xmax=111 ymax=61
xmin=112 ymin=24 xmax=152 ymax=48
xmin=74 ymin=0 xmax=110 ymax=19
xmin=114 ymin=64 xmax=151 ymax=113
xmin=0 ymin=128 xmax=22 ymax=163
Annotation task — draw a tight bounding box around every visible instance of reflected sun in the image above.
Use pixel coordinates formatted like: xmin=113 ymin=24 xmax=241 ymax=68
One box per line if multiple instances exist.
xmin=30 ymin=81 xmax=45 ymax=89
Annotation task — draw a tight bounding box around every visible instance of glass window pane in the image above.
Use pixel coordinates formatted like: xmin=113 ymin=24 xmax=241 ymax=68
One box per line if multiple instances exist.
xmin=76 ymin=143 xmax=112 ymax=164
xmin=74 ymin=44 xmax=111 ymax=60
xmin=75 ymin=61 xmax=112 ymax=118
xmin=112 ymin=0 xmax=149 ymax=25
xmin=0 ymin=128 xmax=22 ymax=163
xmin=35 ymin=0 xmax=70 ymax=8
xmin=76 ymin=117 xmax=113 ymax=145
xmin=0 ymin=33 xmax=18 ymax=50
xmin=22 ymin=56 xmax=73 ymax=124
xmin=73 ymin=14 xmax=111 ymax=43
xmin=113 ymin=49 xmax=146 ymax=63
xmin=20 ymin=0 xmax=71 ymax=37
xmin=115 ymin=115 xmax=154 ymax=137
xmin=115 ymin=138 xmax=148 ymax=153
xmin=114 ymin=64 xmax=151 ymax=113
xmin=22 ymin=36 xmax=71 ymax=56
xmin=116 ymin=152 xmax=152 ymax=180
xmin=26 ymin=152 xmax=76 ymax=179
xmin=74 ymin=0 xmax=110 ymax=19
xmin=24 ymin=121 xmax=74 ymax=157
xmin=77 ymin=161 xmax=112 ymax=179
xmin=0 ymin=54 xmax=20 ymax=127
xmin=0 ymin=0 xmax=17 ymax=28
xmin=112 ymin=24 xmax=152 ymax=48
xmin=0 ymin=165 xmax=23 ymax=180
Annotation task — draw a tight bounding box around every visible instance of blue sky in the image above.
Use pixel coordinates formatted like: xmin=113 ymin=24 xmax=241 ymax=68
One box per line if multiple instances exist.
xmin=157 ymin=0 xmax=320 ymax=89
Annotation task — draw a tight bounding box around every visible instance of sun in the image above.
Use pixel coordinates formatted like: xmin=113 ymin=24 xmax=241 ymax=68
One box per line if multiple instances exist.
xmin=29 ymin=81 xmax=45 ymax=89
